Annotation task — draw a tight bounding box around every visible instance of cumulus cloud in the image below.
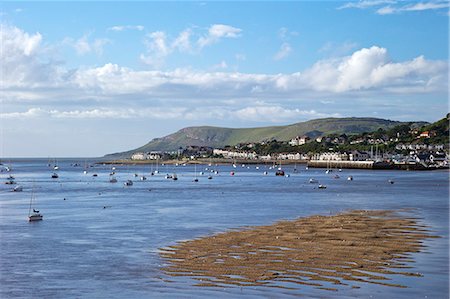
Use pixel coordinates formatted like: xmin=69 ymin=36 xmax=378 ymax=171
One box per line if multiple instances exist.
xmin=197 ymin=24 xmax=242 ymax=48
xmin=140 ymin=29 xmax=194 ymax=67
xmin=141 ymin=25 xmax=242 ymax=67
xmin=1 ymin=24 xmax=447 ymax=123
xmin=0 ymin=24 xmax=63 ymax=88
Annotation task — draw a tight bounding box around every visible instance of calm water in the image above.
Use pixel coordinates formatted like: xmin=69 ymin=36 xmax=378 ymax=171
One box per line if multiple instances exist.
xmin=0 ymin=159 xmax=448 ymax=298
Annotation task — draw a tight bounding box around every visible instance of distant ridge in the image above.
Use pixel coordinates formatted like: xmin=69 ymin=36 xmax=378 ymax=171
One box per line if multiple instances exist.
xmin=106 ymin=117 xmax=426 ymax=157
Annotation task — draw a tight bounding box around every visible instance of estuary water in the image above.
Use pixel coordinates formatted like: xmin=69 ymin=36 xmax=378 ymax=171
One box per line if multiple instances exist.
xmin=0 ymin=159 xmax=448 ymax=298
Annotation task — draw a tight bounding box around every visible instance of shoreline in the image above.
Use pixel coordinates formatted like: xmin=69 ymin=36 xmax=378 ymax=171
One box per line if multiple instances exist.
xmin=97 ymin=158 xmax=449 ymax=171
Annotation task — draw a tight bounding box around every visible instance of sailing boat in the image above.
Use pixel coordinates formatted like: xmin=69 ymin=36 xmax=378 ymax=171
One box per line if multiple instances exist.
xmin=193 ymin=164 xmax=198 ymax=182
xmin=28 ymin=188 xmax=43 ymax=222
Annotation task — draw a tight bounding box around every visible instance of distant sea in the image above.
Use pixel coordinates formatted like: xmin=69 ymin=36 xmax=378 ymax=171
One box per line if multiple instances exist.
xmin=0 ymin=158 xmax=448 ymax=298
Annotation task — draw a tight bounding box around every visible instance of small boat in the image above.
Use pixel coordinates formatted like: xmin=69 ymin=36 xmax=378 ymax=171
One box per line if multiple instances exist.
xmin=7 ymin=175 xmax=15 ymax=180
xmin=134 ymin=173 xmax=139 ymax=177
xmin=172 ymin=174 xmax=178 ymax=181
xmin=334 ymin=175 xmax=340 ymax=179
xmin=208 ymin=176 xmax=213 ymax=180
xmin=109 ymin=177 xmax=118 ymax=183
xmin=140 ymin=176 xmax=147 ymax=181
xmin=51 ymin=173 xmax=59 ymax=179
xmin=347 ymin=176 xmax=353 ymax=181
xmin=13 ymin=185 xmax=23 ymax=192
xmin=230 ymin=171 xmax=235 ymax=176
xmin=53 ymin=166 xmax=59 ymax=170
xmin=165 ymin=174 xmax=173 ymax=179
xmin=275 ymin=170 xmax=285 ymax=176
xmin=193 ymin=178 xmax=199 ymax=182
xmin=309 ymin=178 xmax=318 ymax=184
xmin=388 ymin=180 xmax=394 ymax=184
xmin=92 ymin=173 xmax=98 ymax=177
xmin=28 ymin=189 xmax=43 ymax=222
xmin=124 ymin=180 xmax=133 ymax=186
xmin=285 ymin=174 xmax=290 ymax=178
xmin=263 ymin=171 xmax=268 ymax=175
xmin=318 ymin=184 xmax=327 ymax=189
xmin=5 ymin=180 xmax=16 ymax=185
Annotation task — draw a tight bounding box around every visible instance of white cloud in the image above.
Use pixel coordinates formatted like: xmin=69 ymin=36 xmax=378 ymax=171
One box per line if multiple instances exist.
xmin=404 ymin=1 xmax=450 ymax=11
xmin=140 ymin=29 xmax=193 ymax=67
xmin=234 ymin=106 xmax=340 ymax=122
xmin=1 ymin=24 xmax=42 ymax=56
xmin=376 ymin=6 xmax=396 ymax=14
xmin=340 ymin=0 xmax=450 ymax=14
xmin=197 ymin=24 xmax=242 ymax=49
xmin=2 ymin=24 xmax=447 ymax=123
xmin=278 ymin=27 xmax=299 ymax=40
xmin=319 ymin=41 xmax=359 ymax=57
xmin=108 ymin=25 xmax=144 ymax=32
xmin=212 ymin=60 xmax=228 ymax=70
xmin=274 ymin=42 xmax=292 ymax=61
xmin=0 ymin=24 xmax=63 ymax=88
xmin=172 ymin=29 xmax=192 ymax=52
xmin=141 ymin=25 xmax=242 ymax=67
xmin=338 ymin=0 xmax=396 ymax=10
xmin=64 ymin=34 xmax=110 ymax=55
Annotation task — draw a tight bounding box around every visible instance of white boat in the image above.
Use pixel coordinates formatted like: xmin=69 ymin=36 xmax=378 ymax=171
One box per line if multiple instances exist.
xmin=388 ymin=180 xmax=394 ymax=184
xmin=140 ymin=176 xmax=147 ymax=181
xmin=172 ymin=174 xmax=178 ymax=181
xmin=309 ymin=178 xmax=318 ymax=184
xmin=318 ymin=184 xmax=327 ymax=189
xmin=347 ymin=176 xmax=353 ymax=181
xmin=13 ymin=185 xmax=23 ymax=192
xmin=28 ymin=189 xmax=43 ymax=222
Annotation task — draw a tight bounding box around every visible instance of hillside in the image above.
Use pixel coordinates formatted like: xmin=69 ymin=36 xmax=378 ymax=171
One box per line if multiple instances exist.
xmin=106 ymin=117 xmax=419 ymax=157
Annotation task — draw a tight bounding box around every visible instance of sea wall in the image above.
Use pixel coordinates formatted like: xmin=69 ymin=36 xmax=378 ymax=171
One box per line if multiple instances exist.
xmin=307 ymin=160 xmax=375 ymax=169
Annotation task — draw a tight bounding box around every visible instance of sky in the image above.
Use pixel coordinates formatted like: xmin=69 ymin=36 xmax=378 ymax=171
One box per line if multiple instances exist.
xmin=0 ymin=1 xmax=448 ymax=157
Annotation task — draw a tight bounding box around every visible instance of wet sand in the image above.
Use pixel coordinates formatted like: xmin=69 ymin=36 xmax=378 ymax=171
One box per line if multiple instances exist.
xmin=160 ymin=210 xmax=438 ymax=291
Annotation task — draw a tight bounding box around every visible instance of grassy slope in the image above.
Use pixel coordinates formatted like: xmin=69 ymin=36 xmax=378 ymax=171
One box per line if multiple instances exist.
xmin=108 ymin=117 xmax=411 ymax=156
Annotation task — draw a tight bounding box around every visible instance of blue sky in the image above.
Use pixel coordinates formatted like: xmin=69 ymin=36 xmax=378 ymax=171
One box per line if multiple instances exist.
xmin=1 ymin=1 xmax=448 ymax=157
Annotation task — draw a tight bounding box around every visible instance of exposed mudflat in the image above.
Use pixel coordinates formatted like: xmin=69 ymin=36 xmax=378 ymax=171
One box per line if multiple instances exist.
xmin=160 ymin=210 xmax=438 ymax=291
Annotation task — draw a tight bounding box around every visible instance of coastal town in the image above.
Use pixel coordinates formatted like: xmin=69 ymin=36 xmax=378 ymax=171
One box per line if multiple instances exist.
xmin=129 ymin=118 xmax=449 ymax=170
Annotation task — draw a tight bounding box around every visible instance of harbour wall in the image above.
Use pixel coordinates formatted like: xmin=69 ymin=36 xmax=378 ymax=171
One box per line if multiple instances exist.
xmin=307 ymin=160 xmax=376 ymax=169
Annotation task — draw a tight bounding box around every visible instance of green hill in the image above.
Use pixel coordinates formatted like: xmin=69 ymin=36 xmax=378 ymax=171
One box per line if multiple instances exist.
xmin=106 ymin=117 xmax=421 ymax=157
